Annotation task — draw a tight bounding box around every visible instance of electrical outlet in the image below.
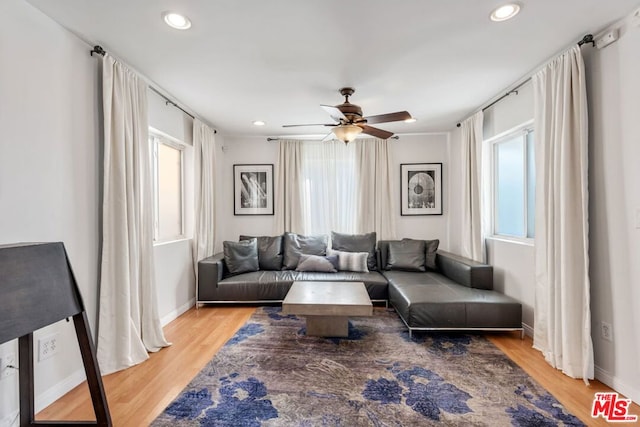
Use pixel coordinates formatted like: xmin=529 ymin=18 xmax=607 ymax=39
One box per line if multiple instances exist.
xmin=601 ymin=321 xmax=613 ymax=342
xmin=38 ymin=333 xmax=60 ymax=362
xmin=1 ymin=352 xmax=16 ymax=379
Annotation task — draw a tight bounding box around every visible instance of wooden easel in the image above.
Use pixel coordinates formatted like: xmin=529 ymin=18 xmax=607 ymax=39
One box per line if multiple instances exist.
xmin=0 ymin=242 xmax=111 ymax=426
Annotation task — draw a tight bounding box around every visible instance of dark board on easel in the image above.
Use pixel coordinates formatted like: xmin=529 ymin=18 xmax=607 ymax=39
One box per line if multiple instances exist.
xmin=0 ymin=242 xmax=111 ymax=426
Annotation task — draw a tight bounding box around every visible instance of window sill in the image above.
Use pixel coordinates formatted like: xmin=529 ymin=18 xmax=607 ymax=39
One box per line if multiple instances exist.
xmin=486 ymin=235 xmax=534 ymax=247
xmin=153 ymin=237 xmax=191 ymax=247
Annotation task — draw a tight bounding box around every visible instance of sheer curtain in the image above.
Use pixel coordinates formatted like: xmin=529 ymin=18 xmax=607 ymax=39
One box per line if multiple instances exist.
xmin=532 ymin=46 xmax=593 ymax=382
xmin=274 ymin=139 xmax=304 ymax=234
xmin=460 ymin=111 xmax=485 ymax=262
xmin=354 ymin=138 xmax=396 ymax=239
xmin=98 ymin=55 xmax=169 ymax=375
xmin=300 ymin=140 xmax=358 ymax=235
xmin=193 ymin=119 xmax=218 ymax=281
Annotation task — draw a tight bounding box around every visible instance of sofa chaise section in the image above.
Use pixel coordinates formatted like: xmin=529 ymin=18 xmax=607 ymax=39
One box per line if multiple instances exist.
xmin=377 ymin=241 xmax=523 ymax=337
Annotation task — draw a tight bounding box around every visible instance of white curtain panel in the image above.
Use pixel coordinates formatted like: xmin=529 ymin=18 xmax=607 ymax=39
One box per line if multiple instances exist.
xmin=300 ymin=140 xmax=358 ymax=235
xmin=98 ymin=55 xmax=169 ymax=375
xmin=274 ymin=140 xmax=305 ymax=234
xmin=354 ymin=138 xmax=397 ymax=240
xmin=532 ymin=46 xmax=593 ymax=382
xmin=460 ymin=111 xmax=485 ymax=262
xmin=193 ymin=119 xmax=218 ymax=280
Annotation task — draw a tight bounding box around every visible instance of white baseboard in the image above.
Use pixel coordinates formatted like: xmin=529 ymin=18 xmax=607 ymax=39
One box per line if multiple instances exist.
xmin=595 ymin=365 xmax=640 ymax=405
xmin=161 ymin=298 xmax=195 ymax=327
xmin=522 ymin=322 xmax=534 ymax=337
xmin=0 ymin=410 xmax=18 ymax=427
xmin=35 ymin=368 xmax=86 ymax=413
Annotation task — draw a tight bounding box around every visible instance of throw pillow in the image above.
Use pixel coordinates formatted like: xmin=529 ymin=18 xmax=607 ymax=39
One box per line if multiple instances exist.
xmin=327 ymin=248 xmax=370 ymax=273
xmin=331 ymin=231 xmax=378 ymax=271
xmin=223 ymin=239 xmax=259 ymax=275
xmin=402 ymin=238 xmax=440 ymax=270
xmin=282 ymin=232 xmax=328 ymax=270
xmin=295 ymin=254 xmax=338 ymax=273
xmin=239 ymin=235 xmax=283 ymax=270
xmin=385 ymin=240 xmax=426 ymax=272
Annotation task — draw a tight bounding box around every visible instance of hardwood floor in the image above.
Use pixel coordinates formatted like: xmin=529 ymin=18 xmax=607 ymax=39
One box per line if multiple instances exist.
xmin=37 ymin=306 xmax=639 ymax=426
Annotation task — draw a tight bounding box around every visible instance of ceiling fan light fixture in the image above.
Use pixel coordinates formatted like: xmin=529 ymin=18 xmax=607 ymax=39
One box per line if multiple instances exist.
xmin=490 ymin=4 xmax=521 ymax=22
xmin=332 ymin=124 xmax=363 ymax=144
xmin=252 ymin=120 xmax=266 ymax=126
xmin=162 ymin=12 xmax=192 ymax=30
xmin=404 ymin=117 xmax=417 ymax=123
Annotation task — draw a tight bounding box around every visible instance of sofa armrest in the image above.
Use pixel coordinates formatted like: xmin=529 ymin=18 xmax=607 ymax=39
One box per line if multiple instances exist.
xmin=435 ymin=250 xmax=493 ymax=290
xmin=197 ymin=252 xmax=226 ymax=301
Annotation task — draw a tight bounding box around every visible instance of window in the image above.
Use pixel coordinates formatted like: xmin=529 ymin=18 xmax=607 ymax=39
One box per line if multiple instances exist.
xmin=300 ymin=141 xmax=358 ymax=235
xmin=491 ymin=124 xmax=535 ymax=239
xmin=150 ymin=132 xmax=184 ymax=242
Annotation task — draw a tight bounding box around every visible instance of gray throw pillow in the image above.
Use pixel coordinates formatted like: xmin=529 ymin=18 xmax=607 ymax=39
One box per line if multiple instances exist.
xmin=386 ymin=240 xmax=427 ymax=272
xmin=295 ymin=254 xmax=338 ymax=273
xmin=282 ymin=232 xmax=328 ymax=270
xmin=331 ymin=231 xmax=377 ymax=271
xmin=223 ymin=239 xmax=259 ymax=275
xmin=402 ymin=238 xmax=440 ymax=270
xmin=239 ymin=235 xmax=283 ymax=270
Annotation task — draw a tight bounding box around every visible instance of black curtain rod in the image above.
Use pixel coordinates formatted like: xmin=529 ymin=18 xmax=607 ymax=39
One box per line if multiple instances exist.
xmin=90 ymin=45 xmax=216 ymax=133
xmin=456 ymin=34 xmax=594 ymax=128
xmin=267 ymin=135 xmax=400 ymax=142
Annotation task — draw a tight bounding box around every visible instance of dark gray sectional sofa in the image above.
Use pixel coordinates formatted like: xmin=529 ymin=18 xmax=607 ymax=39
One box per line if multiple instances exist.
xmin=197 ymin=233 xmax=523 ymax=337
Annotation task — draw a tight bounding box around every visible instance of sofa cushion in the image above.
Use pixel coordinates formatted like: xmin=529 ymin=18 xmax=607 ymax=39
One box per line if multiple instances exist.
xmin=331 ymin=231 xmax=377 ymax=271
xmin=403 ymin=238 xmax=440 ymax=270
xmin=385 ymin=271 xmax=521 ymax=329
xmin=240 ymin=235 xmax=283 ymax=270
xmin=223 ymin=239 xmax=259 ymax=275
xmin=327 ymin=248 xmax=369 ymax=272
xmin=295 ymin=254 xmax=338 ymax=273
xmin=282 ymin=232 xmax=328 ymax=270
xmin=385 ymin=240 xmax=426 ymax=272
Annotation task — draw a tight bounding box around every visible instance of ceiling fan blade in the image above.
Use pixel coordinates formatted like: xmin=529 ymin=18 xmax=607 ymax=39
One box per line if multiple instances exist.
xmin=320 ymin=104 xmax=346 ymax=123
xmin=282 ymin=123 xmax=336 ymax=128
xmin=362 ymin=111 xmax=412 ymax=124
xmin=359 ymin=125 xmax=394 ymax=139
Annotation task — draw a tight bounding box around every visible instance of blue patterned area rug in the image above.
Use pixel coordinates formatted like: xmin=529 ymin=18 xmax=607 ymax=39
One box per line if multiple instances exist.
xmin=152 ymin=307 xmax=583 ymax=426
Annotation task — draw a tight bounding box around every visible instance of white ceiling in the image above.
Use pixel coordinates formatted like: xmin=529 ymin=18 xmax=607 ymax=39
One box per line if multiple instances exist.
xmin=25 ymin=0 xmax=639 ymax=137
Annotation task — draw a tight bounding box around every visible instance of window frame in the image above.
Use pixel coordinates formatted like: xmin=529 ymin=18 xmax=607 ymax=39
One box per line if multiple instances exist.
xmin=486 ymin=120 xmax=535 ymax=244
xmin=149 ymin=129 xmax=186 ymax=243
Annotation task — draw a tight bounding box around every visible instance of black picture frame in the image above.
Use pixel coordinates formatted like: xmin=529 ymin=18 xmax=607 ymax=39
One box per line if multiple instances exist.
xmin=233 ymin=164 xmax=274 ymax=215
xmin=400 ymin=163 xmax=443 ymax=215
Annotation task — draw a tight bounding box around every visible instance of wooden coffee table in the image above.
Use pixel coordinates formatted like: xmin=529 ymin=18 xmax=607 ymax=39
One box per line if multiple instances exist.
xmin=281 ymin=281 xmax=373 ymax=337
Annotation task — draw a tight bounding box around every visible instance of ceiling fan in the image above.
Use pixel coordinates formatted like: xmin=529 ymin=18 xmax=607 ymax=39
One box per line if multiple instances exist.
xmin=283 ymin=87 xmax=413 ymax=143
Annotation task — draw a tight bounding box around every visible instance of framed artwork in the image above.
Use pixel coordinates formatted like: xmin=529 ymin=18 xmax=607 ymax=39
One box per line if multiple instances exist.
xmin=233 ymin=164 xmax=274 ymax=215
xmin=400 ymin=163 xmax=443 ymax=215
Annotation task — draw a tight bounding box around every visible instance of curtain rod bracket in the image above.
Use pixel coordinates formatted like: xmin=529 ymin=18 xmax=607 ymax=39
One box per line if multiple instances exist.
xmin=90 ymin=45 xmax=105 ymax=57
xmin=578 ymin=34 xmax=595 ymax=47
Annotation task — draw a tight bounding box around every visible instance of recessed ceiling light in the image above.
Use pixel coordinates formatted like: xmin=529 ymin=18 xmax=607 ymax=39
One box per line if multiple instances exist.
xmin=253 ymin=120 xmax=266 ymax=126
xmin=490 ymin=4 xmax=521 ymax=22
xmin=404 ymin=118 xmax=417 ymax=123
xmin=162 ymin=12 xmax=192 ymax=30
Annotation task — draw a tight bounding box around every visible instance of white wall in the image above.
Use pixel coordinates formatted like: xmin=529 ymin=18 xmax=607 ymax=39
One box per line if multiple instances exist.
xmin=391 ymin=134 xmax=451 ymax=247
xmin=215 ymin=133 xmax=452 ymax=249
xmin=583 ymin=14 xmax=640 ymax=403
xmin=0 ymin=0 xmax=100 ymax=421
xmin=0 ymin=2 xmax=200 ymax=423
